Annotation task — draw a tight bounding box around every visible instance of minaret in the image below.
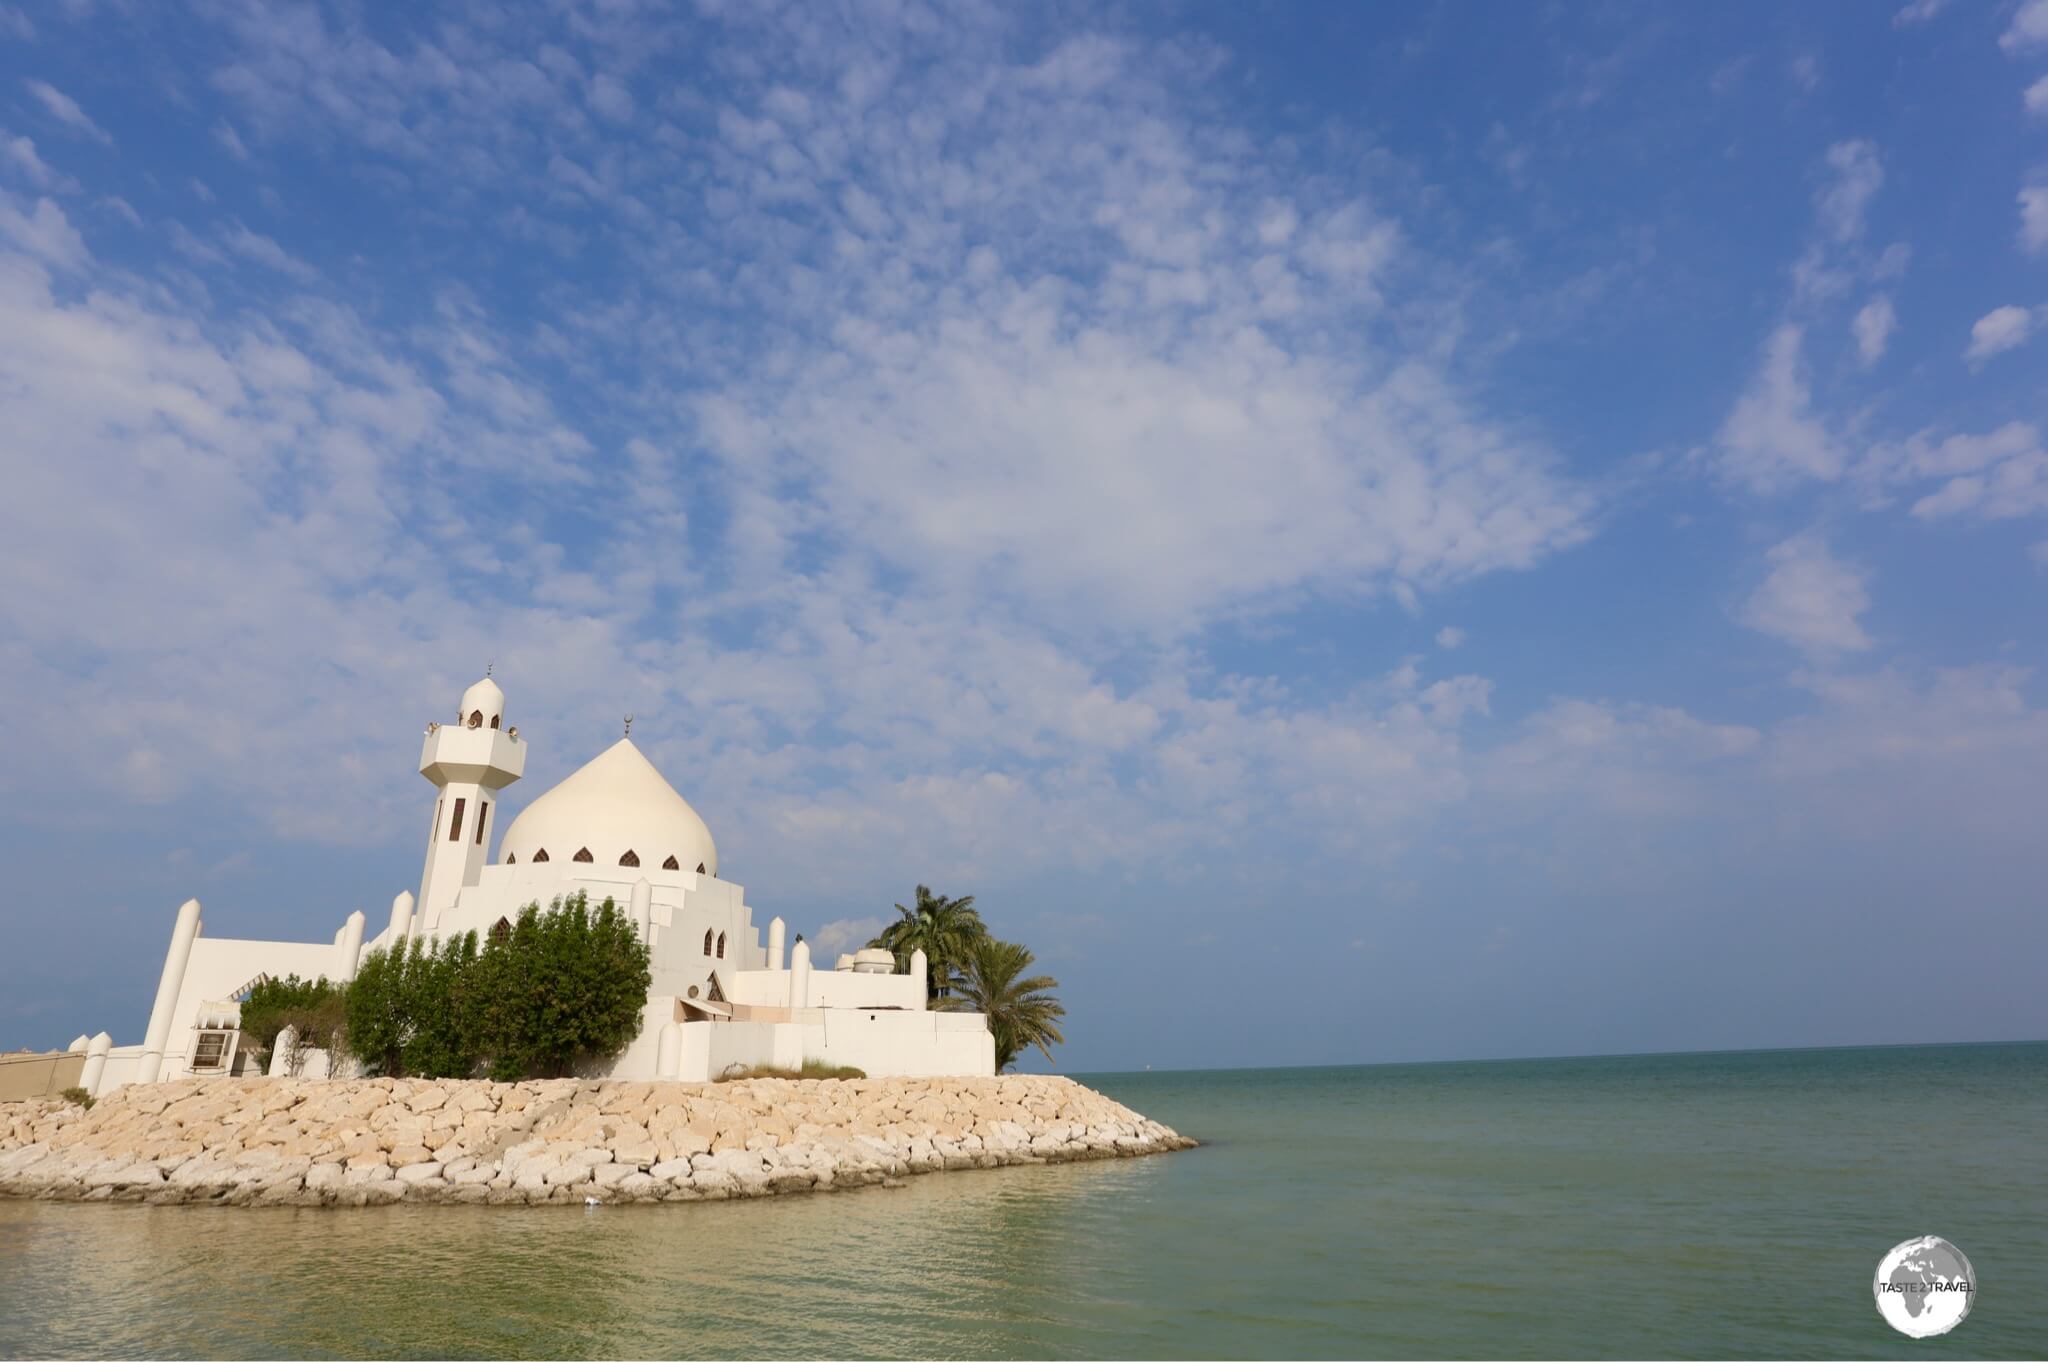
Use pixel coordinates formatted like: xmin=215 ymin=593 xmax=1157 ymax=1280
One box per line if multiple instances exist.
xmin=417 ymin=671 xmax=525 ymax=929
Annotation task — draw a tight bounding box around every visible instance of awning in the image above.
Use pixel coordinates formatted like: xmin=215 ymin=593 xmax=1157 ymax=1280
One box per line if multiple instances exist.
xmin=679 ymin=996 xmax=731 ymax=1018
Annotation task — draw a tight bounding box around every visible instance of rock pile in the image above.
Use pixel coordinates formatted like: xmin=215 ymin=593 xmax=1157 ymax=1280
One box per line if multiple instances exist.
xmin=0 ymin=1074 xmax=1194 ymax=1207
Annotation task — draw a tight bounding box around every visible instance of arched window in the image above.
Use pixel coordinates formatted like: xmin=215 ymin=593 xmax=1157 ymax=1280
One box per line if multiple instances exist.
xmin=619 ymin=850 xmax=639 ymax=868
xmin=532 ymin=849 xmax=550 ymax=863
xmin=703 ymin=929 xmax=714 ymax=956
xmin=490 ymin=715 xmax=500 ymax=729
xmin=716 ymin=932 xmax=725 ymax=959
xmin=490 ymin=917 xmax=511 ymax=944
xmin=505 ymin=853 xmax=517 ymax=865
xmin=696 ymin=862 xmax=706 ymax=874
xmin=573 ymin=847 xmax=593 ymax=863
xmin=468 ymin=710 xmax=483 ymax=729
xmin=662 ymin=855 xmax=681 ymax=871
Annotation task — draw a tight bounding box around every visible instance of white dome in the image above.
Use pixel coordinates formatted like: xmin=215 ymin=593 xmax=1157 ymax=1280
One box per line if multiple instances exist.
xmin=496 ymin=738 xmax=717 ymax=877
xmin=458 ymin=675 xmax=504 ymax=730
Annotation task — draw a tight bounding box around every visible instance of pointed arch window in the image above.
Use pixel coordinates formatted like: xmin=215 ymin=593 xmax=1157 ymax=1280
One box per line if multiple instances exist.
xmin=490 ymin=917 xmax=511 ymax=944
xmin=716 ymin=932 xmax=726 ymax=959
xmin=619 ymin=850 xmax=640 ymax=868
xmin=468 ymin=710 xmax=483 ymax=729
xmin=505 ymin=853 xmax=517 ymax=865
xmin=532 ymin=849 xmax=550 ymax=863
xmin=490 ymin=715 xmax=500 ymax=729
xmin=703 ymin=929 xmax=714 ymax=957
xmin=573 ymin=847 xmax=593 ymax=863
xmin=696 ymin=862 xmax=706 ymax=874
xmin=662 ymin=855 xmax=681 ymax=871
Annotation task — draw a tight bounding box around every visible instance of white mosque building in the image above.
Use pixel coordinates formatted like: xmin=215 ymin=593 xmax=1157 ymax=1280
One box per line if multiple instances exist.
xmin=68 ymin=674 xmax=995 ymax=1096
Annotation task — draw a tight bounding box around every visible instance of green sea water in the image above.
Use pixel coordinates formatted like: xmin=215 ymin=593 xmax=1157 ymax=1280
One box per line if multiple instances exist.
xmin=1 ymin=1042 xmax=2043 ymax=1359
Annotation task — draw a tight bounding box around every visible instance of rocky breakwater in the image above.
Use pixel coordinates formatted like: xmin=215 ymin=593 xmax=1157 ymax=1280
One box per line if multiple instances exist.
xmin=0 ymin=1075 xmax=1194 ymax=1207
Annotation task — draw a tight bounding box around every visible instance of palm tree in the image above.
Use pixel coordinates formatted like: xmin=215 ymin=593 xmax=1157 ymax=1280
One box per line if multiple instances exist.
xmin=938 ymin=937 xmax=1065 ymax=1072
xmin=869 ymin=885 xmax=986 ymax=1001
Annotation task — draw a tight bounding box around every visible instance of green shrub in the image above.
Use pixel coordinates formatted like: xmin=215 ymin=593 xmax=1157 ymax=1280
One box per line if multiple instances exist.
xmin=343 ymin=892 xmax=650 ymax=1081
xmin=344 ymin=931 xmax=482 ymax=1079
xmin=239 ymin=974 xmax=347 ymax=1069
xmin=468 ymin=892 xmax=652 ymax=1080
xmin=58 ymin=1085 xmax=93 ymax=1109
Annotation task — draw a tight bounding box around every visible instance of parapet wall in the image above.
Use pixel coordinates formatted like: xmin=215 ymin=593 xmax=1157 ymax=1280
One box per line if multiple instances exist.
xmin=0 ymin=1073 xmax=1194 ymax=1207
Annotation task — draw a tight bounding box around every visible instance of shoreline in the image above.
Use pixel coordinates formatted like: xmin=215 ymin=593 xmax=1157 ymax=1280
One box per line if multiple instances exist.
xmin=0 ymin=1074 xmax=1194 ymax=1208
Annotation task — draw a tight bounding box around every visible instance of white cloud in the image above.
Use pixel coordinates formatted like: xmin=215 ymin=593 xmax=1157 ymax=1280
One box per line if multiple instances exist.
xmin=213 ymin=121 xmax=249 ymax=161
xmin=1717 ymin=326 xmax=1841 ymax=490
xmin=1741 ymin=534 xmax=1873 ymax=657
xmin=1853 ymin=296 xmax=1895 ymax=365
xmin=2 ymin=131 xmax=69 ymax=190
xmin=2026 ymin=75 xmax=2048 ymax=116
xmin=1817 ymin=140 xmax=1882 ymax=243
xmin=1965 ymin=304 xmax=2038 ymax=361
xmin=1892 ymin=0 xmax=1952 ymax=25
xmin=1435 ymin=626 xmax=1466 ymax=650
xmin=2001 ymin=0 xmax=2048 ymax=51
xmin=223 ymin=223 xmax=316 ymax=281
xmin=1860 ymin=423 xmax=2048 ymax=522
xmin=0 ymin=191 xmax=86 ymax=267
xmin=587 ymin=73 xmax=634 ymax=123
xmin=24 ymin=80 xmax=110 ymax=144
xmin=2020 ymin=184 xmax=2048 ymax=254
xmin=805 ymin=917 xmax=885 ymax=960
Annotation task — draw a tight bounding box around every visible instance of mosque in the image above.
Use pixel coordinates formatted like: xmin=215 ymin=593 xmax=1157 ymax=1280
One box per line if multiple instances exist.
xmin=66 ymin=674 xmax=996 ymax=1096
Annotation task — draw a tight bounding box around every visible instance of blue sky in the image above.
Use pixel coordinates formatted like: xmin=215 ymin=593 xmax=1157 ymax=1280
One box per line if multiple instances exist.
xmin=3 ymin=0 xmax=2046 ymax=1071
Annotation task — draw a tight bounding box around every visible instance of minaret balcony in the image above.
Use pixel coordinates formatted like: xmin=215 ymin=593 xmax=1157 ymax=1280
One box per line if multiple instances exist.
xmin=419 ymin=724 xmax=526 ymax=787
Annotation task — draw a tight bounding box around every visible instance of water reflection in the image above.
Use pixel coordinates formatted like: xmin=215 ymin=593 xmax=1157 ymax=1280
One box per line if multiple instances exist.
xmin=1 ymin=1155 xmax=1176 ymax=1361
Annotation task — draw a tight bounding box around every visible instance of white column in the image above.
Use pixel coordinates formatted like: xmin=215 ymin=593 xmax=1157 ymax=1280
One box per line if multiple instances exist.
xmin=789 ymin=939 xmax=812 ymax=1010
xmin=909 ymin=948 xmax=928 ymax=1011
xmin=267 ymin=1024 xmax=299 ymax=1078
xmin=80 ymin=1031 xmax=112 ymax=1096
xmin=656 ymin=1022 xmax=682 ymax=1079
xmin=137 ymin=898 xmax=202 ymax=1086
xmin=66 ymin=1035 xmax=89 ymax=1053
xmin=336 ymin=910 xmax=367 ymax=982
xmin=767 ymin=917 xmax=786 ymax=972
xmin=385 ymin=890 xmax=415 ymax=945
xmin=631 ymin=878 xmax=653 ymax=942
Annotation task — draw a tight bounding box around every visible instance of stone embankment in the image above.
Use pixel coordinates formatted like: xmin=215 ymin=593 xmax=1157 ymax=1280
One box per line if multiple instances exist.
xmin=0 ymin=1075 xmax=1194 ymax=1207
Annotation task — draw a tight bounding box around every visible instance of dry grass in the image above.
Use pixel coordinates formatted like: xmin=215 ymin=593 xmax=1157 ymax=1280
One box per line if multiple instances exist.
xmin=714 ymin=1061 xmax=866 ymax=1082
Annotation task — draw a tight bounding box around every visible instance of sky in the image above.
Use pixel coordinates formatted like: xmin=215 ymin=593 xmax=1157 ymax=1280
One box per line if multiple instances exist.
xmin=2 ymin=0 xmax=2045 ymax=1073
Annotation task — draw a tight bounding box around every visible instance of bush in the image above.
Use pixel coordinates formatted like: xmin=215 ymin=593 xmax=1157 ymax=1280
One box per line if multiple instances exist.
xmin=468 ymin=892 xmax=652 ymax=1080
xmin=58 ymin=1086 xmax=93 ymax=1109
xmin=345 ymin=931 xmax=481 ymax=1079
xmin=240 ymin=974 xmax=347 ymax=1070
xmin=343 ymin=892 xmax=650 ymax=1081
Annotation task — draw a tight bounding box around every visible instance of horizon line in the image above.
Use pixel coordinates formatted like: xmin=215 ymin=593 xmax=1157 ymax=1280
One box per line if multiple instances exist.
xmin=1071 ymin=1035 xmax=2048 ymax=1078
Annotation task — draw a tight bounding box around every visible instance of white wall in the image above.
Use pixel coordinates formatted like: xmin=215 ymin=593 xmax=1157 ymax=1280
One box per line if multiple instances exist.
xmin=150 ymin=936 xmax=345 ymax=1087
xmin=727 ymin=966 xmax=923 ymax=1011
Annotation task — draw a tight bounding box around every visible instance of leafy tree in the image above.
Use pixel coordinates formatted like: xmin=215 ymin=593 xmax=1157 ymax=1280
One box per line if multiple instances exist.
xmin=869 ymin=885 xmax=987 ymax=1001
xmin=343 ymin=895 xmax=649 ymax=1080
xmin=469 ymin=892 xmax=651 ymax=1080
xmin=939 ymin=937 xmax=1066 ymax=1072
xmin=238 ymin=974 xmax=346 ymax=1068
xmin=343 ymin=933 xmax=482 ymax=1078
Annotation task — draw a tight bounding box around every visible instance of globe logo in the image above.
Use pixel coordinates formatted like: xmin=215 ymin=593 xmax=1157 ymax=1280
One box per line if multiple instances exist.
xmin=1873 ymin=1236 xmax=1975 ymax=1338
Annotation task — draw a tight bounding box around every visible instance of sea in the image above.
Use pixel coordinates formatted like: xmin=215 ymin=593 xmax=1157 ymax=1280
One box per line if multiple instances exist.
xmin=1 ymin=1042 xmax=2043 ymax=1359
